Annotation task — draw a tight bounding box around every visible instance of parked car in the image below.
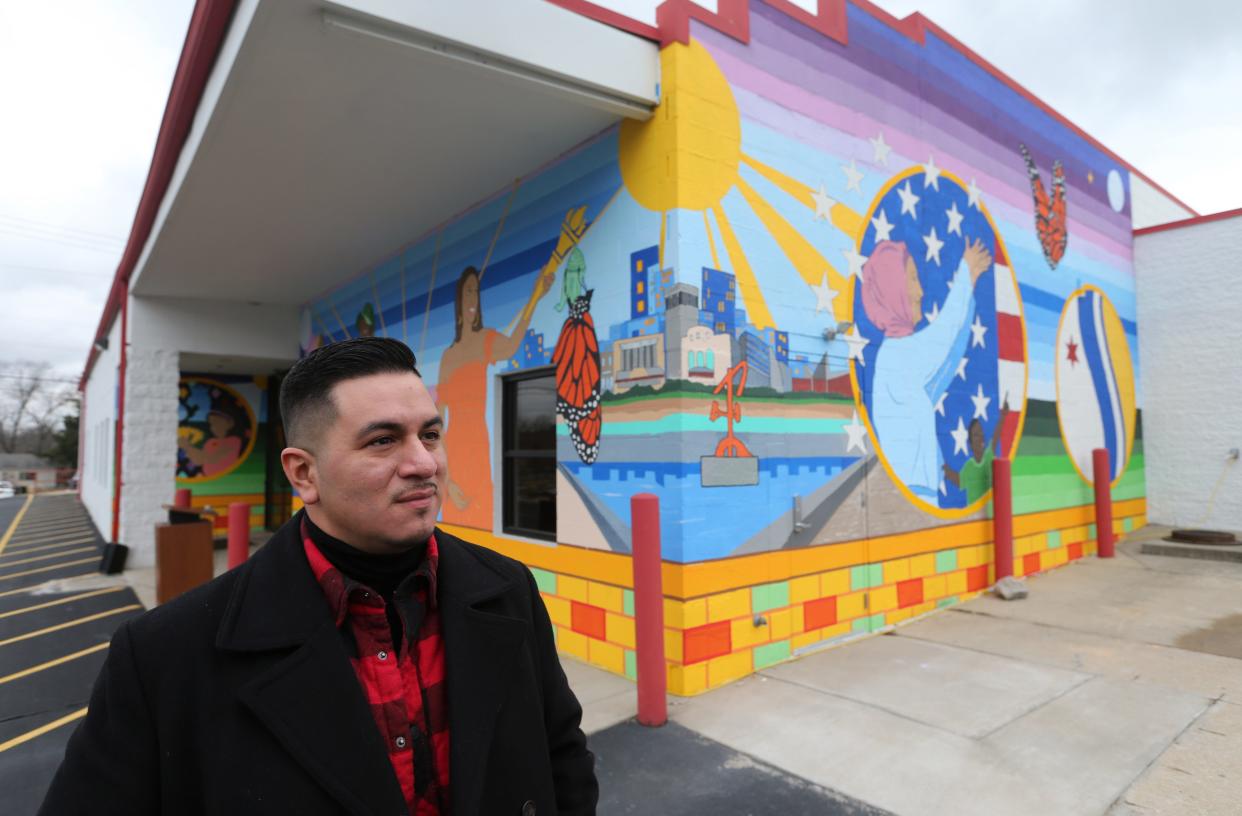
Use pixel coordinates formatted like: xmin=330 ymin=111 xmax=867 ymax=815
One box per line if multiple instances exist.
xmin=0 ymin=481 xmax=15 ymax=499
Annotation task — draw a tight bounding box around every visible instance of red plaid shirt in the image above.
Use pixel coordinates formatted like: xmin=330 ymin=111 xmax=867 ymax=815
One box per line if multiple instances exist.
xmin=302 ymin=525 xmax=450 ymax=815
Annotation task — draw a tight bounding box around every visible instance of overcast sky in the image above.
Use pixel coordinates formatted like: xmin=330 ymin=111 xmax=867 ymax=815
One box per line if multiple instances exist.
xmin=1 ymin=0 xmax=1238 ymax=383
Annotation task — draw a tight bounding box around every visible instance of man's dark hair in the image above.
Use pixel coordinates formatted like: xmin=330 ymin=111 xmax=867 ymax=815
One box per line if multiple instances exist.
xmin=280 ymin=337 xmax=420 ymax=449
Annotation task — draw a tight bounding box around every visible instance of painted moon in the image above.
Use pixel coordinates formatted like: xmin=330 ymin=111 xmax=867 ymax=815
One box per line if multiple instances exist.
xmin=1054 ymin=287 xmax=1136 ymax=485
xmin=1107 ymin=169 xmax=1125 ymax=213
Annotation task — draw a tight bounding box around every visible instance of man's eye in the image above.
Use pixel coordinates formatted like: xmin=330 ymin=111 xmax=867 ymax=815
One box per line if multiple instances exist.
xmin=368 ymin=436 xmax=395 ymax=447
xmin=422 ymin=431 xmax=441 ymax=442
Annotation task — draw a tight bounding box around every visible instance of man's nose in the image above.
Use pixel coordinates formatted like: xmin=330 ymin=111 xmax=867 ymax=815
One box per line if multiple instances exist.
xmin=398 ymin=438 xmax=438 ymax=479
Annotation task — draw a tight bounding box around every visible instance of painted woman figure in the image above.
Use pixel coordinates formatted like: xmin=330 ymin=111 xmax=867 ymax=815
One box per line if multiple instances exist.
xmin=436 ymin=207 xmax=587 ymax=529
xmin=552 ymin=247 xmax=602 ymax=464
xmin=863 ymin=237 xmax=992 ymax=499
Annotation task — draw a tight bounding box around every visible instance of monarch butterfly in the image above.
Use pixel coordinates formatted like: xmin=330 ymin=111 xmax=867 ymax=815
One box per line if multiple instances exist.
xmin=553 ymin=288 xmax=602 ymax=464
xmin=1019 ymin=143 xmax=1067 ymax=269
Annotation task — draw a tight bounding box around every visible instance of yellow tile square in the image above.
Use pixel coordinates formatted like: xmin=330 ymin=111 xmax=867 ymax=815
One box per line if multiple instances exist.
xmin=887 ymin=608 xmax=913 ymax=626
xmin=707 ymin=650 xmax=752 ymax=688
xmin=606 ymin=612 xmax=636 ymax=649
xmin=731 ymin=616 xmax=771 ymax=649
xmin=946 ymin=571 xmax=968 ymax=595
xmin=589 ymin=639 xmax=625 ymax=675
xmin=957 ymin=547 xmax=980 ymax=568
xmin=820 ymin=568 xmax=851 ymax=597
xmin=790 ymin=574 xmax=820 ymax=604
xmin=791 ymin=603 xmax=805 ymax=634
xmin=558 ymin=575 xmax=589 ymax=604
xmin=707 ymin=588 xmax=751 ymax=623
xmin=870 ymin=585 xmax=898 ymax=613
xmin=883 ymin=559 xmax=910 ymax=584
xmin=669 ymin=662 xmax=706 ymax=696
xmin=822 ymin=621 xmax=851 ymax=641
xmin=588 ymin=582 xmax=625 ymax=613
xmin=664 ymin=628 xmax=683 ymax=663
xmin=543 ymin=594 xmax=572 ymax=628
xmin=792 ymin=630 xmax=822 ymax=651
xmin=837 ymin=590 xmax=867 ymax=620
xmin=768 ymin=608 xmax=792 ymax=641
xmin=909 ymin=554 xmax=936 ymax=578
xmin=558 ymin=628 xmax=589 ymax=662
xmin=923 ymin=575 xmax=947 ymax=600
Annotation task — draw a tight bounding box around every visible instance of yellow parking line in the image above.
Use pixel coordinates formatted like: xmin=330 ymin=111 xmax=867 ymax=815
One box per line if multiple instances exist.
xmin=0 ymin=707 xmax=88 ymax=754
xmin=0 ymin=586 xmax=126 ymax=620
xmin=0 ymin=642 xmax=109 ymax=685
xmin=0 ymin=540 xmax=93 ymax=557
xmin=0 ymin=558 xmax=100 ymax=582
xmin=0 ymin=547 xmax=94 ymax=569
xmin=0 ymin=494 xmax=34 ymax=557
xmin=0 ymin=573 xmax=97 ymax=598
xmin=0 ymin=604 xmax=142 ymax=648
xmin=8 ymin=528 xmax=94 ymax=544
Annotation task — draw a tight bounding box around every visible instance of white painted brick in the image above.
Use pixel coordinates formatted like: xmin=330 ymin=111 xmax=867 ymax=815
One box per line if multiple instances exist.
xmin=118 ymin=346 xmax=181 ymax=567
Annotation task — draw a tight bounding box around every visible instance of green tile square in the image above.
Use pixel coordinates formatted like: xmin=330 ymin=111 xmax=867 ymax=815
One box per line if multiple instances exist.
xmin=851 ymin=617 xmax=872 ymax=634
xmin=867 ymin=613 xmax=886 ymax=630
xmin=867 ymin=564 xmax=884 ymax=588
xmin=937 ymin=596 xmax=959 ymax=609
xmin=850 ymin=565 xmax=870 ymax=591
xmin=1046 ymin=529 xmax=1063 ymax=549
xmin=753 ymin=639 xmax=791 ymax=669
xmin=1123 ymin=517 xmax=1134 ymax=532
xmin=530 ymin=567 xmax=556 ymax=596
xmin=935 ymin=550 xmax=958 ymax=573
xmin=622 ymin=589 xmax=634 ymax=617
xmin=623 ymin=649 xmax=637 ymax=681
xmin=751 ymin=581 xmax=790 ymax=613
xmin=1089 ymin=523 xmax=1097 ymax=539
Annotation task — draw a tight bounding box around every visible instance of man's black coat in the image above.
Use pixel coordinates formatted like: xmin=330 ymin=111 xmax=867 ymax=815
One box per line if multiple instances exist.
xmin=40 ymin=515 xmax=597 ymax=815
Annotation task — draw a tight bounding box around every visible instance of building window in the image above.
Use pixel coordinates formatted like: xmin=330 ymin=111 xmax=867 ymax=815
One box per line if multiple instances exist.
xmin=502 ymin=368 xmax=556 ymax=541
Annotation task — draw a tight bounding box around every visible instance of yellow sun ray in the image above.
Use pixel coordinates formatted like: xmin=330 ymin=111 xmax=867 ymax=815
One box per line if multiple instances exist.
xmin=418 ymin=230 xmax=442 ymax=357
xmin=734 ymin=176 xmax=852 ymax=323
xmin=369 ymin=272 xmax=387 ymax=335
xmin=740 ymin=153 xmax=864 ymax=238
xmin=710 ymin=203 xmax=775 ymax=330
xmin=703 ymin=210 xmax=721 ymax=269
xmin=328 ymin=303 xmax=352 ymax=340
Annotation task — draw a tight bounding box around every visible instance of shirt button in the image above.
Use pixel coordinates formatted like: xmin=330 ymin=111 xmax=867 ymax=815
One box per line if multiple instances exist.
xmin=395 ymin=736 xmax=407 ymax=749
xmin=378 ymin=650 xmax=388 ymax=661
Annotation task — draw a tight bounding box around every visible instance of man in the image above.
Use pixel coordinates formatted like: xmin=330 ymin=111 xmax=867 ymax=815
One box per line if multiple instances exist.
xmin=42 ymin=338 xmax=597 ymax=815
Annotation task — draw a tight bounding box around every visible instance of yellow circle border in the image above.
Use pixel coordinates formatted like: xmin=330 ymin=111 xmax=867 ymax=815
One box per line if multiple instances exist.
xmin=847 ymin=166 xmax=1031 ymax=520
xmin=1053 ymin=284 xmax=1137 ymax=488
xmin=175 ymin=376 xmax=259 ymax=485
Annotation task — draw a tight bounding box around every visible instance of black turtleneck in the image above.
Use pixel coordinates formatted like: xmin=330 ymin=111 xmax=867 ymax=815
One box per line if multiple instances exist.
xmin=304 ymin=513 xmax=430 ymax=652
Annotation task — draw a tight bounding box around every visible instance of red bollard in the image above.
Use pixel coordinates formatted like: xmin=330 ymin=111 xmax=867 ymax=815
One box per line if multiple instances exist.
xmin=227 ymin=502 xmax=250 ymax=569
xmin=992 ymin=457 xmax=1013 ymax=581
xmin=631 ymin=493 xmax=667 ymax=727
xmin=1093 ymin=448 xmax=1115 ymax=558
xmin=174 ymin=488 xmax=192 ymax=508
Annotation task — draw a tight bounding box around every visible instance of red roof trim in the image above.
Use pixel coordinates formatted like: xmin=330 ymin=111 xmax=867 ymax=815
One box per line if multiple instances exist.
xmin=550 ymin=0 xmax=1198 ymax=217
xmin=80 ymin=0 xmax=237 ymax=389
xmin=1133 ymin=206 xmax=1242 ymax=237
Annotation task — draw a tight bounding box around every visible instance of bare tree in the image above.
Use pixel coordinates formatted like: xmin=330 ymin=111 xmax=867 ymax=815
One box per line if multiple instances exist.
xmin=0 ymin=361 xmax=74 ymax=454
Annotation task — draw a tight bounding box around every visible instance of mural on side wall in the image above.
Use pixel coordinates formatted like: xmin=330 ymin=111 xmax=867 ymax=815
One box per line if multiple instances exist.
xmin=301 ymin=4 xmax=1145 ymax=567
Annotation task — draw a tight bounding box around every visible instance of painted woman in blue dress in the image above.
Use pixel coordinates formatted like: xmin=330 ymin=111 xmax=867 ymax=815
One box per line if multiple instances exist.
xmin=862 ymin=237 xmax=992 ymax=500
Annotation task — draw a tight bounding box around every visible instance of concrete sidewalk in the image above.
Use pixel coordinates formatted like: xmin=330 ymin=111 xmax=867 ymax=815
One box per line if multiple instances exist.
xmin=567 ymin=525 xmax=1242 ymax=815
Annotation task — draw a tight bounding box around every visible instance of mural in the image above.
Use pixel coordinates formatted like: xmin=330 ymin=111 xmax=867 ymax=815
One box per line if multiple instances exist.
xmin=300 ymin=3 xmax=1144 ymax=569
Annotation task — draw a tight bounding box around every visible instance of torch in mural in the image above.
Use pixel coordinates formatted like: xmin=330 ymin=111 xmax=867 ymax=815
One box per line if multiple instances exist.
xmin=701 ymin=361 xmax=758 ymax=487
xmin=552 ymin=247 xmax=602 ymax=465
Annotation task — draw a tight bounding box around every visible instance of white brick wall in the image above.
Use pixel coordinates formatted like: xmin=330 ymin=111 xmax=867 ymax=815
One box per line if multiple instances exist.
xmin=118 ymin=345 xmax=181 ymax=567
xmin=81 ymin=318 xmax=122 ymax=537
xmin=1135 ymin=213 xmax=1242 ymax=532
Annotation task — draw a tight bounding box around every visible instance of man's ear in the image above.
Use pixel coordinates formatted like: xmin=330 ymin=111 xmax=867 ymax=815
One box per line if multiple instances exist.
xmin=281 ymin=447 xmax=319 ymax=505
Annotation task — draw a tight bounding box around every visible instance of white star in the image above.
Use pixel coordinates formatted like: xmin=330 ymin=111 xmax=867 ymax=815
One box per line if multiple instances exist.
xmin=950 ymin=417 xmax=970 ymax=455
xmin=934 ymin=392 xmax=947 ymax=416
xmin=967 ymin=178 xmax=983 ymax=210
xmin=922 ymin=156 xmax=942 ymax=190
xmin=955 ymin=356 xmax=969 ymax=381
xmin=870 ymin=132 xmax=891 ymax=166
xmin=971 ymin=383 xmax=992 ymax=421
xmin=845 ymin=410 xmax=868 ymax=454
xmin=812 ymin=272 xmax=839 ymax=314
xmin=970 ymin=314 xmax=988 ymax=348
xmin=924 ymin=301 xmax=940 ymax=324
xmin=811 ymin=184 xmax=836 ymax=221
xmin=842 ymin=248 xmax=869 ymax=281
xmin=923 ymin=226 xmax=944 ymax=265
xmin=871 ymin=209 xmax=895 ymax=242
xmin=841 ymin=160 xmax=865 ymax=193
xmin=843 ymin=325 xmax=869 ymax=365
xmin=897 ymin=181 xmax=920 ymax=218
xmin=946 ymin=201 xmax=964 ymax=236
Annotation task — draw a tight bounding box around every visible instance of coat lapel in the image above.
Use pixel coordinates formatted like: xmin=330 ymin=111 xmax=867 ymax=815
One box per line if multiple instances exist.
xmin=435 ymin=531 xmax=530 ymax=816
xmin=217 ymin=516 xmax=408 ymax=816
